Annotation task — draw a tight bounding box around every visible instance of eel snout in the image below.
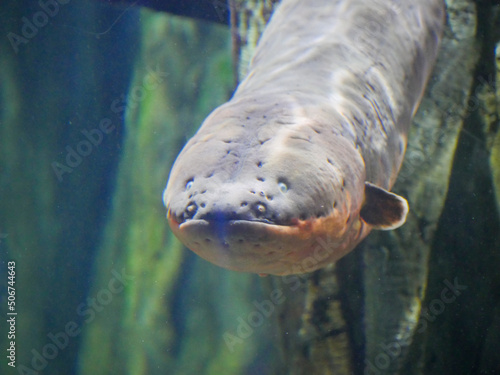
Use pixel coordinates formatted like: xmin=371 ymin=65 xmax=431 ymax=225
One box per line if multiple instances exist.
xmin=166 ymin=177 xmax=300 ymax=226
xmin=163 ymin=157 xmax=365 ymax=275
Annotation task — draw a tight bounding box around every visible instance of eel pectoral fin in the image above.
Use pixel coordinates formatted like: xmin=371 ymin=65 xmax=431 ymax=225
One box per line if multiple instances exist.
xmin=360 ymin=182 xmax=409 ymax=230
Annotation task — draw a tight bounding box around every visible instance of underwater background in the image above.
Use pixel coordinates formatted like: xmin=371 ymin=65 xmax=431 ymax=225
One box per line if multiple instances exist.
xmin=0 ymin=0 xmax=499 ymax=374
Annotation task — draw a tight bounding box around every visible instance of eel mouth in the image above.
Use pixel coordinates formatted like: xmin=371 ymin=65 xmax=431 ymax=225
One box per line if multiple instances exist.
xmin=167 ymin=212 xmax=368 ymax=275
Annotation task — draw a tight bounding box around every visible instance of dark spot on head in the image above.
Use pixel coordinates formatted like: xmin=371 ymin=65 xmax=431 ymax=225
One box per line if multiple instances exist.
xmin=223 ymin=139 xmax=232 ymax=144
xmin=184 ymin=202 xmax=198 ymax=219
xmin=266 ymin=195 xmax=273 ymax=201
xmin=185 ymin=178 xmax=194 ymax=190
xmin=278 ymin=178 xmax=289 ymax=193
xmin=205 ymin=238 xmax=211 ymax=243
xmin=333 ymin=201 xmax=337 ymax=209
xmin=200 ymin=202 xmax=206 ymax=208
xmin=257 ymin=161 xmax=263 ymax=168
xmin=250 ymin=190 xmax=256 ymax=194
xmin=206 ymin=172 xmax=214 ymax=178
xmin=259 ymin=191 xmax=265 ymax=197
xmin=254 ymin=202 xmax=267 ymax=216
xmin=260 ymin=138 xmax=270 ymax=145
xmin=246 ymin=116 xmax=250 ymax=120
xmin=241 ymin=202 xmax=248 ymax=207
xmin=327 ymin=158 xmax=334 ymax=165
xmin=257 ymin=177 xmax=265 ymax=182
xmin=201 ymin=190 xmax=207 ymax=194
xmin=263 ymin=115 xmax=267 ymax=119
xmin=313 ymin=128 xmax=321 ymax=134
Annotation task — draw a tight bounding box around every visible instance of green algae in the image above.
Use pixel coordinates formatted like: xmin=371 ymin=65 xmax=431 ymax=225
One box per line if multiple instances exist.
xmin=490 ymin=42 xmax=500 ymax=217
xmin=0 ymin=4 xmax=137 ymax=374
xmin=78 ymin=10 xmax=271 ymax=375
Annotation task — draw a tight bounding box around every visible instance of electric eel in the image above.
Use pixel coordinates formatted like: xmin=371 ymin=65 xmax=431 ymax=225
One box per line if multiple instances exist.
xmin=163 ymin=0 xmax=444 ymax=276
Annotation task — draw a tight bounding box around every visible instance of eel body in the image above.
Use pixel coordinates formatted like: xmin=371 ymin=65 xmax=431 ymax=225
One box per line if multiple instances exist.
xmin=163 ymin=0 xmax=444 ymax=275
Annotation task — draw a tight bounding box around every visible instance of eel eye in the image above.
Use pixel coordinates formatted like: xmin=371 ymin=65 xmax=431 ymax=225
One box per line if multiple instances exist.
xmin=278 ymin=182 xmax=288 ymax=193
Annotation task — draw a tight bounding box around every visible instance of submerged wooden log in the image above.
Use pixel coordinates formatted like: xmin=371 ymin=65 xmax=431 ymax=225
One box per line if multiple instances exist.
xmin=361 ymin=1 xmax=478 ymax=373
